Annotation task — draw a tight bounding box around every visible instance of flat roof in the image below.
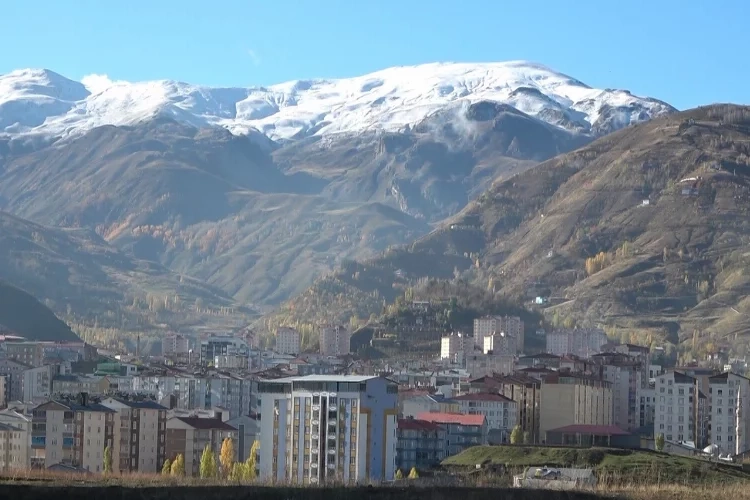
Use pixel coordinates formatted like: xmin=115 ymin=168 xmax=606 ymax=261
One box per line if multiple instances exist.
xmin=262 ymin=375 xmax=378 ymax=383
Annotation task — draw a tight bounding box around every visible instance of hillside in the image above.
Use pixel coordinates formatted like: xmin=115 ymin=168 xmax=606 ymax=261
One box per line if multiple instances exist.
xmin=0 ymin=211 xmax=248 ymax=337
xmin=0 ymin=280 xmax=79 ymax=342
xmin=280 ymin=105 xmax=750 ymax=355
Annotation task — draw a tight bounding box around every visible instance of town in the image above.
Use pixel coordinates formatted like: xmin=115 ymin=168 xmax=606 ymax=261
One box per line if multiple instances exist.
xmin=0 ymin=300 xmax=745 ymax=484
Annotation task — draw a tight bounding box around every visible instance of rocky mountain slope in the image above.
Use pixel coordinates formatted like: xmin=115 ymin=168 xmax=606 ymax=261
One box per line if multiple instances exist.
xmin=0 ymin=279 xmax=79 ymax=342
xmin=0 ymin=62 xmax=675 ymax=316
xmin=279 ymin=105 xmax=750 ymax=353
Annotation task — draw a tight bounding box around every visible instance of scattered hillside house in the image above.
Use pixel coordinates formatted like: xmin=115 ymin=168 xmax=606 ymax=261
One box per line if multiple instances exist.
xmin=31 ymin=396 xmax=116 ymax=472
xmin=451 ymin=392 xmax=517 ymax=444
xmin=513 ymin=467 xmax=597 ymax=490
xmin=416 ymin=412 xmax=488 ymax=456
xmin=396 ymin=418 xmax=447 ymax=472
xmin=654 ymin=371 xmax=707 ymax=447
xmin=540 ymin=372 xmax=613 ymax=440
xmin=101 ymin=397 xmax=168 ymax=474
xmin=165 ymin=416 xmax=237 ymax=477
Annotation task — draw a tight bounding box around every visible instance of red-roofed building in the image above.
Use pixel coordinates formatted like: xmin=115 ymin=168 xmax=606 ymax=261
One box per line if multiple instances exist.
xmin=451 ymin=393 xmax=517 ymax=443
xmin=416 ymin=412 xmax=488 ymax=456
xmin=396 ymin=418 xmax=447 ymax=472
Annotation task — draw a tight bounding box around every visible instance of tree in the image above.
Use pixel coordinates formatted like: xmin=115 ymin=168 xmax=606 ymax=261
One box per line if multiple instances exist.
xmin=200 ymin=445 xmax=217 ymax=479
xmin=408 ymin=467 xmax=419 ymax=479
xmin=103 ymin=445 xmax=112 ymax=474
xmin=220 ymin=438 xmax=234 ymax=478
xmin=395 ymin=469 xmax=404 ymax=480
xmin=242 ymin=440 xmax=259 ymax=480
xmin=228 ymin=462 xmax=245 ymax=482
xmin=655 ymin=433 xmax=665 ymax=452
xmin=510 ymin=424 xmax=523 ymax=444
xmin=162 ymin=458 xmax=172 ymax=475
xmin=171 ymin=454 xmax=185 ymax=476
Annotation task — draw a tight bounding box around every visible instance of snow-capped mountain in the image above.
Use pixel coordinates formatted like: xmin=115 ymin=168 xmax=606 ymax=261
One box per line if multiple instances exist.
xmin=0 ymin=62 xmax=675 ymax=142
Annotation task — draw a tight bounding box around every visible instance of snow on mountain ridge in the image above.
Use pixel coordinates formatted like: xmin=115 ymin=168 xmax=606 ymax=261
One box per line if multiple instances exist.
xmin=0 ymin=61 xmax=675 ymax=141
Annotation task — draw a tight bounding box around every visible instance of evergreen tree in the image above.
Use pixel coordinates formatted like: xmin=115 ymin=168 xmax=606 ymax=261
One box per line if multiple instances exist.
xmin=243 ymin=440 xmax=259 ymax=480
xmin=171 ymin=453 xmax=185 ymax=476
xmin=219 ymin=438 xmax=234 ymax=478
xmin=229 ymin=462 xmax=244 ymax=482
xmin=162 ymin=458 xmax=172 ymax=475
xmin=655 ymin=433 xmax=665 ymax=452
xmin=199 ymin=445 xmax=217 ymax=479
xmin=103 ymin=445 xmax=112 ymax=474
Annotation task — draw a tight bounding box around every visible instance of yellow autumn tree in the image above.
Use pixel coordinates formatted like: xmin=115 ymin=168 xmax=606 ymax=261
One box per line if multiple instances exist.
xmin=171 ymin=454 xmax=185 ymax=476
xmin=220 ymin=438 xmax=234 ymax=478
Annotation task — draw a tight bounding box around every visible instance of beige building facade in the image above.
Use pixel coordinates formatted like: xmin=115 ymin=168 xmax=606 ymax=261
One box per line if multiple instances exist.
xmin=539 ymin=372 xmax=613 ymax=438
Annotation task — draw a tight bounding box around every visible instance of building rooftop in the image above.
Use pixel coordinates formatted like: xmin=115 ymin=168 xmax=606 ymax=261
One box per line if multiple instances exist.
xmin=263 ymin=374 xmax=378 ymax=383
xmin=397 ymin=418 xmax=444 ymax=432
xmin=172 ymin=417 xmax=237 ymax=431
xmin=105 ymin=397 xmax=167 ymax=410
xmin=452 ymin=392 xmax=514 ymax=403
xmin=416 ymin=412 xmax=485 ymax=426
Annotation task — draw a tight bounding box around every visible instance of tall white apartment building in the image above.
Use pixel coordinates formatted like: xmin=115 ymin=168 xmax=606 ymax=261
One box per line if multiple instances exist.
xmin=654 ymin=371 xmax=706 ymax=446
xmin=483 ymin=333 xmax=517 ymax=356
xmin=546 ymin=328 xmax=608 ymax=357
xmin=101 ymin=398 xmax=168 ymax=473
xmin=473 ymin=316 xmax=524 ymax=353
xmin=708 ymin=372 xmax=750 ymax=454
xmin=440 ymin=333 xmax=466 ymax=363
xmin=320 ymin=325 xmax=350 ymax=356
xmin=257 ymin=375 xmax=398 ymax=484
xmin=276 ymin=327 xmax=301 ymax=356
xmin=162 ymin=333 xmax=190 ymax=358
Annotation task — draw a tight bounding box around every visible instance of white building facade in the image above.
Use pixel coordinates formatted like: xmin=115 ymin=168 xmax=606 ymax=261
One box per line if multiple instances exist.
xmin=257 ymin=375 xmax=398 ymax=484
xmin=473 ymin=316 xmax=524 ymax=353
xmin=708 ymin=372 xmax=750 ymax=455
xmin=440 ymin=333 xmax=466 ymax=363
xmin=276 ymin=327 xmax=301 ymax=356
xmin=654 ymin=371 xmax=705 ymax=446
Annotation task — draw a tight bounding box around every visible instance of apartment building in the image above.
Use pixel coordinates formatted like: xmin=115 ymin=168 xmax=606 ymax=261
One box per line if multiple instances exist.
xmin=483 ymin=333 xmax=518 ymax=356
xmin=52 ymin=374 xmax=111 ymax=397
xmin=165 ymin=416 xmax=237 ymax=477
xmin=654 ymin=371 xmax=707 ymax=447
xmin=465 ymin=353 xmax=514 ymax=379
xmin=0 ymin=376 xmax=6 ymax=407
xmin=276 ymin=327 xmax=301 ymax=356
xmin=440 ymin=332 xmax=466 ymax=363
xmin=546 ymin=328 xmax=607 ymax=357
xmin=452 ymin=392 xmax=517 ymax=443
xmin=257 ymin=375 xmax=399 ymax=484
xmin=320 ymin=325 xmax=350 ymax=356
xmin=101 ymin=398 xmax=168 ymax=473
xmin=23 ymin=364 xmax=58 ymax=404
xmin=539 ymin=372 xmax=613 ymax=439
xmin=401 ymin=394 xmax=459 ymax=418
xmin=3 ymin=341 xmax=96 ymax=367
xmin=589 ymin=353 xmax=644 ymax=431
xmin=162 ymin=334 xmax=190 ymax=360
xmin=395 ymin=418 xmax=447 ymax=472
xmin=0 ymin=357 xmax=29 ymax=401
xmin=31 ymin=396 xmax=116 ymax=472
xmin=473 ymin=316 xmax=524 ymax=353
xmin=708 ymin=372 xmax=750 ymax=454
xmin=470 ymin=373 xmax=541 ymax=443
xmin=415 ymin=412 xmax=487 ymax=456
xmin=0 ymin=409 xmax=31 ymax=471
xmin=200 ymin=335 xmax=249 ymax=365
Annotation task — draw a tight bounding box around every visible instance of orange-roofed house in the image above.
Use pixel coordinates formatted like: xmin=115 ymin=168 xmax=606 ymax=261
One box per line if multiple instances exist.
xmin=416 ymin=412 xmax=488 ymax=456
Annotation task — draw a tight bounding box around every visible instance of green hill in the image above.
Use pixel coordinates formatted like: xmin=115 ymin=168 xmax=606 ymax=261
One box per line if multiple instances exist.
xmin=0 ymin=280 xmax=79 ymax=341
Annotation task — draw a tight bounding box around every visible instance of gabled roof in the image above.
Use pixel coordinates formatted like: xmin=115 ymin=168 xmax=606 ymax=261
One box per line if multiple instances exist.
xmin=416 ymin=412 xmax=485 ymax=426
xmin=397 ymin=419 xmax=444 ymax=432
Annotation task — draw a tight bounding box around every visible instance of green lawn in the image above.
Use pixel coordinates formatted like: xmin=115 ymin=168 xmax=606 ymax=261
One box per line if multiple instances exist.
xmin=442 ymin=446 xmax=750 ymax=485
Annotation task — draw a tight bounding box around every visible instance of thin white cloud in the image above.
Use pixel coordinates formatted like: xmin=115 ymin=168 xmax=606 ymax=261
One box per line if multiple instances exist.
xmin=247 ymin=49 xmax=261 ymax=67
xmin=81 ymin=73 xmax=125 ymax=94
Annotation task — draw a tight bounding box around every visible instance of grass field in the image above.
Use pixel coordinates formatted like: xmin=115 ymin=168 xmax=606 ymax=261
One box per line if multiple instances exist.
xmin=441 ymin=446 xmax=750 ymax=485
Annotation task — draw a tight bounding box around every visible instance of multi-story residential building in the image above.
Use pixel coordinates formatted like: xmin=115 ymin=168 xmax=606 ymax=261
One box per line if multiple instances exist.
xmin=2 ymin=341 xmax=96 ymax=367
xmin=471 ymin=373 xmax=541 ymax=443
xmin=539 ymin=372 xmax=613 ymax=439
xmin=165 ymin=416 xmax=238 ymax=477
xmin=708 ymin=372 xmax=750 ymax=454
xmin=200 ymin=335 xmax=248 ymax=366
xmin=546 ymin=328 xmax=607 ymax=357
xmin=101 ymin=397 xmax=168 ymax=474
xmin=639 ymin=381 xmax=656 ymax=429
xmin=415 ymin=412 xmax=487 ymax=456
xmin=0 ymin=376 xmax=6 ymax=407
xmin=214 ymin=355 xmax=248 ymax=370
xmin=228 ymin=413 xmax=259 ymax=462
xmin=0 ymin=358 xmax=30 ymax=402
xmin=395 ymin=418 xmax=447 ymax=472
xmin=440 ymin=332 xmax=466 ymax=364
xmin=483 ymin=333 xmax=517 ymax=356
xmin=516 ymin=353 xmax=562 ymax=370
xmin=0 ymin=409 xmax=31 ymax=471
xmin=473 ymin=316 xmax=524 ymax=353
xmin=31 ymin=396 xmax=116 ymax=472
xmin=23 ymin=365 xmax=58 ymax=404
xmin=452 ymin=393 xmax=517 ymax=443
xmin=275 ymin=327 xmax=301 ymax=356
xmin=465 ymin=353 xmax=514 ymax=379
xmin=654 ymin=371 xmax=707 ymax=447
xmin=132 ymin=371 xmax=252 ymax=419
xmin=401 ymin=394 xmax=459 ymax=418
xmin=162 ymin=333 xmax=190 ymax=361
xmin=52 ymin=374 xmax=111 ymax=397
xmin=257 ymin=375 xmax=399 ymax=484
xmin=320 ymin=325 xmax=350 ymax=357
xmin=589 ymin=353 xmax=644 ymax=431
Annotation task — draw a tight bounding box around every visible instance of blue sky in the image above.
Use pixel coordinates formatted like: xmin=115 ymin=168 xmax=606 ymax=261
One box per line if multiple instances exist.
xmin=1 ymin=0 xmax=747 ymax=110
